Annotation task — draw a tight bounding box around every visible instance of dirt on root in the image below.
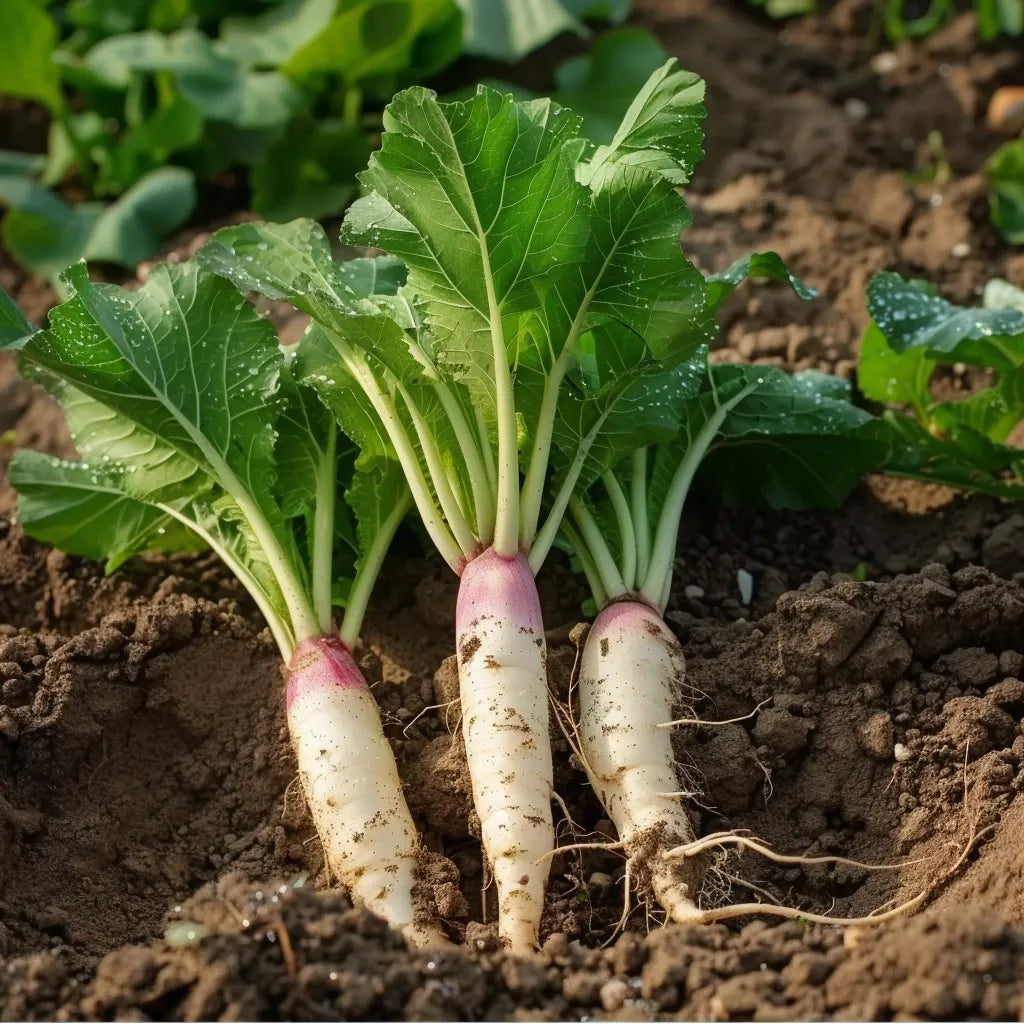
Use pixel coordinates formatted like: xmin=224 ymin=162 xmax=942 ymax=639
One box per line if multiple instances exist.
xmin=4 ymin=0 xmax=1024 ymax=1018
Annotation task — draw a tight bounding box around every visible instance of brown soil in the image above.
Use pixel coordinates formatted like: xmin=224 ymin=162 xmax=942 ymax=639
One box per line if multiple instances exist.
xmin=3 ymin=0 xmax=1024 ymax=1019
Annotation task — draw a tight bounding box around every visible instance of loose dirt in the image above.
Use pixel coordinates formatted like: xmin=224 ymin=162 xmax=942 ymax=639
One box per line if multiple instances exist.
xmin=3 ymin=0 xmax=1024 ymax=1019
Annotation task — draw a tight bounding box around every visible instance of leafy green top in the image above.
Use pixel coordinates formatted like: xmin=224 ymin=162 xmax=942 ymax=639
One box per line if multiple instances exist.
xmin=5 ymin=260 xmax=409 ymax=658
xmin=204 ymin=64 xmax=713 ymax=573
xmin=563 ymin=360 xmax=884 ymax=610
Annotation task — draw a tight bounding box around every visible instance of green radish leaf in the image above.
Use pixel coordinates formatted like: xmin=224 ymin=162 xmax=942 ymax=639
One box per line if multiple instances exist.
xmin=547 ymin=328 xmax=706 ymax=492
xmin=690 ymin=365 xmax=888 ymax=509
xmin=9 ymin=449 xmax=204 ymax=572
xmin=571 ymin=164 xmax=709 ymax=362
xmin=345 ymin=460 xmax=410 ymax=577
xmin=9 ymin=240 xmax=406 ymax=654
xmin=84 ymin=167 xmax=197 ymax=267
xmin=706 ymin=251 xmax=818 ymax=314
xmin=21 ymin=261 xmax=289 ymax=551
xmin=867 ymin=272 xmax=1024 ymax=370
xmin=579 ymin=58 xmax=706 ymax=189
xmin=879 ymin=411 xmax=1024 ymax=499
xmin=339 ymin=256 xmax=408 ymax=298
xmin=344 ymin=85 xmax=591 ymax=404
xmin=48 ymin=380 xmax=212 ymax=502
xmin=0 ymin=283 xmax=35 ymax=349
xmin=200 ymin=218 xmax=385 ymax=314
xmin=0 ymin=0 xmax=62 ymax=111
xmin=567 ymin=359 xmax=885 ymax=607
xmin=293 ymin=325 xmax=397 ymax=471
xmin=857 ymin=323 xmax=935 ymax=413
xmin=274 ymin=366 xmax=336 ymax=521
xmin=283 ymin=0 xmax=462 ymax=92
xmin=344 ymin=81 xmax=709 ymax=405
xmin=987 ymin=137 xmax=1024 ymax=246
xmin=295 ymin=318 xmax=479 ymax=528
xmin=203 ymin=222 xmax=477 ymax=535
xmin=188 ymin=491 xmax=293 ymax=619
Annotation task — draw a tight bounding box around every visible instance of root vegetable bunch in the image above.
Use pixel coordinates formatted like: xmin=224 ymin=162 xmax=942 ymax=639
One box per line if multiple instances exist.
xmin=7 ymin=58 xmax=984 ymax=952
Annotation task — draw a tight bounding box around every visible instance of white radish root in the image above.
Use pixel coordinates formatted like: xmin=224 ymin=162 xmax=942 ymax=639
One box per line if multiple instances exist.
xmin=576 ymin=603 xmax=971 ymax=933
xmin=286 ymin=635 xmax=445 ymax=947
xmin=456 ymin=547 xmax=553 ymax=954
xmin=578 ymin=599 xmax=706 ymax=923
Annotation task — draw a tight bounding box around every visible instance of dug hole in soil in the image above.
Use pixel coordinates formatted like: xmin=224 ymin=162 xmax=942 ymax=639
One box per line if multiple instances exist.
xmin=4 ymin=0 xmax=1024 ymax=1019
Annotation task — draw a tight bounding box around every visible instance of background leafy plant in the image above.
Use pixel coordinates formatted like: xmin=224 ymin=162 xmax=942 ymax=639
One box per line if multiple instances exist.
xmin=858 ymin=272 xmax=1024 ymax=498
xmin=987 ymin=137 xmax=1024 ymax=246
xmin=0 ymin=0 xmax=632 ymax=279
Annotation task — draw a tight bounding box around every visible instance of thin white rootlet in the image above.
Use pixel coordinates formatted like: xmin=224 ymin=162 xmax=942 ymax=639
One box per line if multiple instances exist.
xmin=288 ymin=684 xmax=427 ymax=941
xmin=579 ymin=601 xmax=701 ymax=921
xmin=457 ymin=598 xmax=553 ymax=953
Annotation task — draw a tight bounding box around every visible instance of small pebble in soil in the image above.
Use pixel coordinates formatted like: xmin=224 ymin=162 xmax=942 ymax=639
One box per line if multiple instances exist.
xmin=894 ymin=742 xmax=912 ymax=762
xmin=600 ymin=979 xmax=630 ymax=1013
xmin=870 ymin=51 xmax=900 ymax=74
xmin=844 ymin=98 xmax=869 ymax=120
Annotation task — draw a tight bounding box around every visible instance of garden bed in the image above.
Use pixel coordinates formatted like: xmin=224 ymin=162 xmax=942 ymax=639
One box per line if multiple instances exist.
xmin=3 ymin=0 xmax=1024 ymax=1018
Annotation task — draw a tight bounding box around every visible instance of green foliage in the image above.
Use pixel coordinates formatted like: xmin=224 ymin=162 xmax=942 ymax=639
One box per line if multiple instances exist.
xmin=0 ymin=0 xmax=630 ymax=280
xmin=687 ymin=366 xmax=886 ymax=510
xmin=858 ymin=272 xmax=1024 ymax=499
xmin=705 ymin=251 xmax=817 ymax=314
xmin=456 ymin=0 xmax=630 ymax=62
xmin=562 ymin=351 xmax=886 ymax=609
xmin=0 ymin=0 xmax=62 ymax=110
xmin=987 ymin=138 xmax=1024 ymax=247
xmin=0 ymin=282 xmax=36 ymax=348
xmin=0 ymin=166 xmax=196 ymax=282
xmin=4 ymin=261 xmax=410 ymax=656
xmin=201 ymin=63 xmax=712 ymax=573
